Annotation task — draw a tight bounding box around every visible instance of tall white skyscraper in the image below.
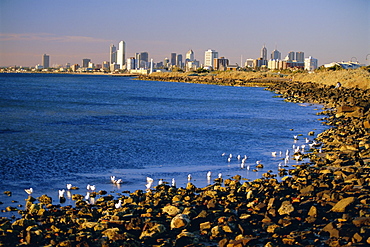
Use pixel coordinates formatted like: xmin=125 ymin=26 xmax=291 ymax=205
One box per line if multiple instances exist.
xmin=42 ymin=54 xmax=49 ymax=68
xmin=204 ymin=49 xmax=218 ymax=68
xmin=116 ymin=41 xmax=126 ymax=69
xmin=261 ymin=45 xmax=267 ymax=60
xmin=305 ymin=56 xmax=318 ymax=71
xmin=186 ymin=49 xmax=194 ymax=61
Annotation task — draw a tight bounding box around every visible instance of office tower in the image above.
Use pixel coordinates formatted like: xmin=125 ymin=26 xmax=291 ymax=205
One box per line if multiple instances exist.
xmin=261 ymin=45 xmax=267 ymax=60
xmin=296 ymin=52 xmax=304 ymax=62
xmin=287 ymin=51 xmax=295 ymax=61
xmin=170 ymin=53 xmax=177 ymax=66
xmin=176 ymin=54 xmax=183 ymax=67
xmin=82 ymin=58 xmax=91 ymax=68
xmin=116 ymin=41 xmax=126 ymax=69
xmin=204 ymin=49 xmax=218 ymax=68
xmin=214 ymin=57 xmax=229 ymax=70
xmin=164 ymin=58 xmax=169 ymax=68
xmin=186 ymin=49 xmax=194 ymax=61
xmin=126 ymin=57 xmax=136 ymax=70
xmin=103 ymin=61 xmax=110 ymax=70
xmin=42 ymin=54 xmax=50 ymax=68
xmin=140 ymin=52 xmax=149 ymax=68
xmin=110 ymin=44 xmax=117 ymax=64
xmin=271 ymin=49 xmax=281 ymax=60
xmin=304 ymin=56 xmax=318 ymax=71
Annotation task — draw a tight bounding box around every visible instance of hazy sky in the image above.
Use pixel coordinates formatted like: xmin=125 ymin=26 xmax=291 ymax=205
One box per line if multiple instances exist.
xmin=1 ymin=0 xmax=369 ymax=67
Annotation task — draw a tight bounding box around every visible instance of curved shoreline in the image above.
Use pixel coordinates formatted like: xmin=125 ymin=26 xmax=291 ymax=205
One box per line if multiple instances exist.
xmin=1 ymin=79 xmax=370 ymax=246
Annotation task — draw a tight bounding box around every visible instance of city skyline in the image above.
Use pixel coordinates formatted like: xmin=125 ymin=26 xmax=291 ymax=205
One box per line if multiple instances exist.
xmin=0 ymin=0 xmax=369 ymax=67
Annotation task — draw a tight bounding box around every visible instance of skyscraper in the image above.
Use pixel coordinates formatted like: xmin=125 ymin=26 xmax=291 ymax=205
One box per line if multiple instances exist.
xmin=186 ymin=50 xmax=194 ymax=61
xmin=287 ymin=51 xmax=295 ymax=61
xmin=204 ymin=49 xmax=218 ymax=68
xmin=116 ymin=41 xmax=126 ymax=69
xmin=271 ymin=49 xmax=281 ymax=60
xmin=261 ymin=45 xmax=267 ymax=60
xmin=82 ymin=58 xmax=91 ymax=68
xmin=170 ymin=53 xmax=177 ymax=66
xmin=176 ymin=54 xmax=183 ymax=67
xmin=110 ymin=44 xmax=117 ymax=64
xmin=42 ymin=54 xmax=49 ymax=68
xmin=296 ymin=52 xmax=304 ymax=62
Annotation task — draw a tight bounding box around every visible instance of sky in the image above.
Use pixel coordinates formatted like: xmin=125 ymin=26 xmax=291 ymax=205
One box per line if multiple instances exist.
xmin=0 ymin=0 xmax=369 ymax=67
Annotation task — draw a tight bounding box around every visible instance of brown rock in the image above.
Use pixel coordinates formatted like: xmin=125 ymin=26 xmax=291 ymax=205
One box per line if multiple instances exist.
xmin=331 ymin=197 xmax=355 ymax=212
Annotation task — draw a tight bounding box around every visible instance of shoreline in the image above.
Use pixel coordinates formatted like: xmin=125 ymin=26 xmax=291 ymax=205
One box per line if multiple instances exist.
xmin=1 ymin=79 xmax=370 ymax=246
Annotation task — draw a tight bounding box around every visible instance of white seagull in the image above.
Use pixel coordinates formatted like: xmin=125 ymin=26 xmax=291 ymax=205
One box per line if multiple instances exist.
xmin=115 ymin=200 xmax=122 ymax=209
xmin=66 ymin=184 xmax=72 ymax=190
xmin=25 ymin=188 xmax=33 ymax=195
xmin=188 ymin=174 xmax=192 ymax=182
xmin=58 ymin=189 xmax=65 ymax=198
xmin=171 ymin=178 xmax=176 ymax=187
xmin=111 ymin=176 xmax=122 ymax=185
xmin=146 ymin=177 xmax=154 ymax=190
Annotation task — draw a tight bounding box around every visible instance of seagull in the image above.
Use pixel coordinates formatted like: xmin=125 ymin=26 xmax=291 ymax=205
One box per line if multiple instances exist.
xmin=87 ymin=184 xmax=95 ymax=191
xmin=115 ymin=200 xmax=122 ymax=209
xmin=271 ymin=151 xmax=277 ymax=157
xmin=171 ymin=178 xmax=176 ymax=187
xmin=227 ymin=157 xmax=232 ymax=162
xmin=66 ymin=184 xmax=72 ymax=190
xmin=111 ymin=176 xmax=123 ymax=184
xmin=188 ymin=174 xmax=192 ymax=182
xmin=237 ymin=155 xmax=241 ymax=160
xmin=240 ymin=160 xmax=245 ymax=169
xmin=146 ymin=177 xmax=154 ymax=191
xmin=85 ymin=192 xmax=90 ymax=200
xmin=246 ymin=164 xmax=250 ymax=170
xmin=293 ymin=135 xmax=298 ymax=140
xmin=218 ymin=173 xmax=222 ymax=179
xmin=58 ymin=189 xmax=65 ymax=198
xmin=158 ymin=179 xmax=163 ymax=185
xmin=25 ymin=188 xmax=33 ymax=195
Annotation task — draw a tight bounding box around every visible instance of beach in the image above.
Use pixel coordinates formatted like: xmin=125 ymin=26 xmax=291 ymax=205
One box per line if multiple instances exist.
xmin=1 ymin=76 xmax=370 ymax=246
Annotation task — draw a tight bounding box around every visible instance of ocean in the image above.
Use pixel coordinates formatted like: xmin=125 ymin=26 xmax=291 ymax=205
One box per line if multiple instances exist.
xmin=0 ymin=73 xmax=327 ymax=215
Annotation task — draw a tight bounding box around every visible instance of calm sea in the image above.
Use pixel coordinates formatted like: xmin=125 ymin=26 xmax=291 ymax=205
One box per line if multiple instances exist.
xmin=0 ymin=73 xmax=326 ymax=213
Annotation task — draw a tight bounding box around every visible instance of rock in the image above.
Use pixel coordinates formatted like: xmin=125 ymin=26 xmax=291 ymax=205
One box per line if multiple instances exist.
xmin=162 ymin=205 xmax=181 ymax=216
xmin=331 ymin=197 xmax=355 ymax=212
xmin=37 ymin=194 xmax=52 ymax=204
xmin=322 ymin=222 xmax=339 ymax=238
xmin=171 ymin=214 xmax=190 ymax=230
xmin=278 ymin=201 xmax=295 ymax=215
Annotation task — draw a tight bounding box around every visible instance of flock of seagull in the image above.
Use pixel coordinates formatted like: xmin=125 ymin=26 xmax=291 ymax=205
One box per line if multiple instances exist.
xmin=23 ymin=134 xmax=321 ymax=208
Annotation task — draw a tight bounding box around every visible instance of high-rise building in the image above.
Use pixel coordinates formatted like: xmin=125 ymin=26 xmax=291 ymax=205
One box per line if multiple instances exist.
xmin=42 ymin=54 xmax=50 ymax=68
xmin=213 ymin=57 xmax=229 ymax=71
xmin=170 ymin=53 xmax=177 ymax=66
xmin=116 ymin=41 xmax=126 ymax=69
xmin=110 ymin=44 xmax=117 ymax=64
xmin=271 ymin=49 xmax=281 ymax=60
xmin=204 ymin=49 xmax=218 ymax=68
xmin=296 ymin=52 xmax=304 ymax=62
xmin=176 ymin=54 xmax=183 ymax=67
xmin=82 ymin=58 xmax=91 ymax=68
xmin=287 ymin=51 xmax=295 ymax=61
xmin=186 ymin=50 xmax=194 ymax=61
xmin=126 ymin=57 xmax=136 ymax=70
xmin=261 ymin=45 xmax=267 ymax=60
xmin=304 ymin=56 xmax=318 ymax=71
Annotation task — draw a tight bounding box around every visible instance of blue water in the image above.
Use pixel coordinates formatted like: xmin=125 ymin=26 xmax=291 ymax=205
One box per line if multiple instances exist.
xmin=0 ymin=73 xmax=326 ymax=214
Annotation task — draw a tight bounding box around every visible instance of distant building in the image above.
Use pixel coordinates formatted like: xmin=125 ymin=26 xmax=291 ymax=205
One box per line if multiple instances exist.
xmin=102 ymin=61 xmax=110 ymax=70
xmin=126 ymin=57 xmax=136 ymax=70
xmin=287 ymin=51 xmax=295 ymax=61
xmin=271 ymin=49 xmax=281 ymax=60
xmin=296 ymin=52 xmax=304 ymax=62
xmin=213 ymin=57 xmax=229 ymax=71
xmin=186 ymin=49 xmax=194 ymax=61
xmin=170 ymin=53 xmax=177 ymax=66
xmin=176 ymin=54 xmax=183 ymax=68
xmin=110 ymin=44 xmax=117 ymax=64
xmin=204 ymin=49 xmax=218 ymax=68
xmin=245 ymin=59 xmax=254 ymax=68
xmin=82 ymin=59 xmax=91 ymax=68
xmin=324 ymin=61 xmax=362 ymax=69
xmin=261 ymin=45 xmax=267 ymax=60
xmin=116 ymin=41 xmax=126 ymax=69
xmin=305 ymin=56 xmax=318 ymax=71
xmin=42 ymin=54 xmax=50 ymax=68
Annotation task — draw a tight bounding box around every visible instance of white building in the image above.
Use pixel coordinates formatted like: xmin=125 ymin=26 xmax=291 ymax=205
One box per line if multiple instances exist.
xmin=126 ymin=57 xmax=136 ymax=70
xmin=305 ymin=56 xmax=318 ymax=71
xmin=116 ymin=41 xmax=126 ymax=69
xmin=186 ymin=49 xmax=194 ymax=61
xmin=204 ymin=49 xmax=218 ymax=68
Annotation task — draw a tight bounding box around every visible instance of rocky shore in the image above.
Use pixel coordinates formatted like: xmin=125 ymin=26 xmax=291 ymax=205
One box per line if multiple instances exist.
xmin=1 ymin=80 xmax=370 ymax=246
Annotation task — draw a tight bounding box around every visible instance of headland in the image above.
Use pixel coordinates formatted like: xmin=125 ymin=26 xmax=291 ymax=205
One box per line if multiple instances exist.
xmin=1 ymin=69 xmax=370 ymax=246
